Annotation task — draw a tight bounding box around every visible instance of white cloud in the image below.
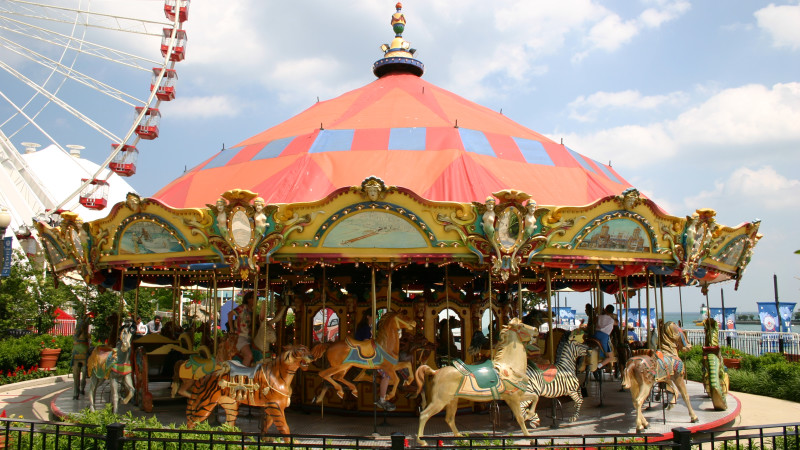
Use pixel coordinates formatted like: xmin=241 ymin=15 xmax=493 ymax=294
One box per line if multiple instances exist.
xmin=555 ymin=123 xmax=678 ymax=168
xmin=686 ymin=166 xmax=800 ymax=210
xmin=563 ymin=82 xmax=800 ymax=170
xmin=159 ymin=95 xmax=239 ymax=119
xmin=755 ymin=3 xmax=800 ymax=50
xmin=669 ymin=83 xmax=800 ymax=148
xmin=568 ymin=89 xmax=688 ymax=121
xmin=573 ymin=1 xmax=689 ymax=62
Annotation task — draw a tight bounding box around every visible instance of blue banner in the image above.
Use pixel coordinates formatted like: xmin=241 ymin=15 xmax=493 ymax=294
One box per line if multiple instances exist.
xmin=553 ymin=307 xmax=576 ymax=324
xmin=625 ymin=308 xmax=656 ymax=329
xmin=779 ymin=302 xmax=796 ymax=333
xmin=1 ymin=237 xmax=12 ymax=277
xmin=709 ymin=307 xmax=737 ymax=331
xmin=758 ymin=302 xmax=780 ymax=332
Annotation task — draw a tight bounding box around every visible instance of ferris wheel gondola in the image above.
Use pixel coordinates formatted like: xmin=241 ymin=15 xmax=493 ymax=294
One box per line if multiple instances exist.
xmin=0 ymin=0 xmax=190 ymax=218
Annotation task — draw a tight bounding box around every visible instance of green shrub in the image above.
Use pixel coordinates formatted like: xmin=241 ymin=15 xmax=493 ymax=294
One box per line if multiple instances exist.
xmin=0 ymin=333 xmax=74 ymax=373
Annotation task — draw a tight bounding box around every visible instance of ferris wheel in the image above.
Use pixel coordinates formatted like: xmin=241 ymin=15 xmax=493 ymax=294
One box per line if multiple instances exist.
xmin=0 ymin=0 xmax=189 ymax=217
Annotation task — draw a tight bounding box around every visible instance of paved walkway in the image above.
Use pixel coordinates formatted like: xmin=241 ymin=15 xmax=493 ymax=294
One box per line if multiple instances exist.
xmin=3 ymin=374 xmax=797 ymax=443
xmin=48 ymin=377 xmax=740 ymax=441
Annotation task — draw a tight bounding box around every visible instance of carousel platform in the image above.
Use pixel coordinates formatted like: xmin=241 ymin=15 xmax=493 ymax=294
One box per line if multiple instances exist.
xmin=50 ymin=378 xmax=740 ymax=442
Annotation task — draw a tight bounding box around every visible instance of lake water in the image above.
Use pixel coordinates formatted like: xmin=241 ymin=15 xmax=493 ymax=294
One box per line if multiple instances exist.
xmin=575 ymin=312 xmax=780 ymax=332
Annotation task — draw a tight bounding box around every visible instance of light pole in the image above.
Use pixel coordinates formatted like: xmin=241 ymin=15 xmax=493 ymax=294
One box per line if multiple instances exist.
xmin=0 ymin=206 xmax=12 ymax=278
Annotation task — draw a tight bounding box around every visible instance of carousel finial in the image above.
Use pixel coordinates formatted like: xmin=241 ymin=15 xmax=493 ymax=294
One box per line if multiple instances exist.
xmin=373 ymin=2 xmax=424 ymax=78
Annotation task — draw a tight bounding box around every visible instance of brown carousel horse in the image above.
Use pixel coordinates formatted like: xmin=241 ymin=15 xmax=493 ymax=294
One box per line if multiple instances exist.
xmin=186 ymin=345 xmax=314 ymax=439
xmin=311 ymin=311 xmax=416 ymax=403
xmin=413 ymin=319 xmax=538 ymax=446
xmin=86 ymin=323 xmax=135 ymax=414
xmin=622 ymin=321 xmax=699 ymax=432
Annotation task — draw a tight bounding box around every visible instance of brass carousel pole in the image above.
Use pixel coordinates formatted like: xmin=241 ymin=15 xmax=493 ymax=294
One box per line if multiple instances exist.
xmin=488 ymin=270 xmax=493 ymax=354
xmin=263 ymin=263 xmax=270 ymax=355
xmin=446 ymin=264 xmax=451 ymax=361
xmin=654 ymin=275 xmax=661 ymax=349
xmin=387 ymin=268 xmax=392 ymax=311
xmin=134 ymin=269 xmax=140 ymax=318
xmin=252 ymin=266 xmax=260 ymax=355
xmin=118 ymin=268 xmax=126 ymax=333
xmin=322 ymin=265 xmax=326 ymax=343
xmin=645 ymin=269 xmax=652 ymax=347
xmin=213 ymin=272 xmax=218 ymax=357
xmin=518 ymin=276 xmax=523 ymax=320
xmin=659 ymin=275 xmax=666 ymax=325
xmin=678 ymin=286 xmax=684 ymax=328
xmin=371 ymin=266 xmax=378 ymax=433
xmin=545 ymin=268 xmax=554 ymax=362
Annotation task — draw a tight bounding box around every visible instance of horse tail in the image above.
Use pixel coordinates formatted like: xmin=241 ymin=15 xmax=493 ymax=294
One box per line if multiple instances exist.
xmin=414 ymin=364 xmax=436 ymax=396
xmin=311 ymin=343 xmax=330 ymax=361
xmin=621 ymin=358 xmax=636 ymax=389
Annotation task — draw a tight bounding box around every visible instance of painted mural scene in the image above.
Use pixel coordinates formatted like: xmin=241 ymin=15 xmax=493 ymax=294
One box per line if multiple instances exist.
xmin=1 ymin=1 xmax=800 ymax=449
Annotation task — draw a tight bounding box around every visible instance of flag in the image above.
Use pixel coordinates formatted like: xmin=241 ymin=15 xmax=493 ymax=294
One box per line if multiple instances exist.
xmin=709 ymin=307 xmax=737 ymax=330
xmin=779 ymin=302 xmax=796 ymax=333
xmin=758 ymin=302 xmax=780 ymax=332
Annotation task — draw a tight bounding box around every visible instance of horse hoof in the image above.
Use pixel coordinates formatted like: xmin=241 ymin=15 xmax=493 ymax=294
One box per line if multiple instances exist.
xmin=692 ymin=417 xmax=699 ymax=423
xmin=336 ymin=391 xmax=344 ymax=399
xmin=416 ymin=439 xmax=428 ymax=447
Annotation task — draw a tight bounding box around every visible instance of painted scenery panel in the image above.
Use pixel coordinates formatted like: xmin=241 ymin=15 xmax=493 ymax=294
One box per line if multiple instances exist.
xmin=120 ymin=221 xmax=184 ymax=255
xmin=323 ymin=211 xmax=427 ymax=248
xmin=718 ymin=238 xmax=746 ymax=266
xmin=577 ymin=218 xmax=650 ymax=252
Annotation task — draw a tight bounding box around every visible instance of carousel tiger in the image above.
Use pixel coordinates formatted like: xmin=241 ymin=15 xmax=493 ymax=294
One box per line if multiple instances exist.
xmin=186 ymin=345 xmax=314 ymax=437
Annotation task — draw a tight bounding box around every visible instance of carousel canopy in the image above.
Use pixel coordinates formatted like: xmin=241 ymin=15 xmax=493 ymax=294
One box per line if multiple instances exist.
xmin=36 ymin=4 xmax=760 ymax=294
xmin=154 ymin=16 xmax=631 ymax=209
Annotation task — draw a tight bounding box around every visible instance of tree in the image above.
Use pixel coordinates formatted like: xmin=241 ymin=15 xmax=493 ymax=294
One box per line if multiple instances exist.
xmin=0 ymin=250 xmax=77 ymax=333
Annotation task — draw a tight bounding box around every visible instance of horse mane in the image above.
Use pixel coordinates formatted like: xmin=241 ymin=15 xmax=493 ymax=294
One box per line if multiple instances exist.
xmin=660 ymin=321 xmax=683 ymax=355
xmin=492 ymin=324 xmax=516 ymax=363
xmin=375 ymin=311 xmax=399 ymax=343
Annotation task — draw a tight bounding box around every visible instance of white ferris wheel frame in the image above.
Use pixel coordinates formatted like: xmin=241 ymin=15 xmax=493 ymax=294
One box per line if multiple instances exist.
xmin=0 ymin=0 xmax=185 ymax=215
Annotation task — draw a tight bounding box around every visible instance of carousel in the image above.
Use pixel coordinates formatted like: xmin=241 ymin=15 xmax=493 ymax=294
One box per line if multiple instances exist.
xmin=35 ymin=3 xmax=759 ymax=433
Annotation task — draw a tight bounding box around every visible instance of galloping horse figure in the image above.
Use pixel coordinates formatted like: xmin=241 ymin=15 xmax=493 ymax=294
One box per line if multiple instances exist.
xmin=311 ymin=311 xmax=416 ymax=403
xmin=622 ymin=321 xmax=699 ymax=432
xmin=413 ymin=319 xmax=538 ymax=446
xmin=186 ymin=345 xmax=314 ymax=439
xmin=86 ymin=323 xmax=135 ymax=414
xmin=521 ymin=328 xmax=590 ymax=427
xmin=71 ymin=314 xmax=91 ymax=400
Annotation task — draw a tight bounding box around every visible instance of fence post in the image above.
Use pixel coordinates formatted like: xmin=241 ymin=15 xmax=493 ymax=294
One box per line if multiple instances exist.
xmin=672 ymin=427 xmax=691 ymax=450
xmin=106 ymin=423 xmax=126 ymax=450
xmin=391 ymin=432 xmax=406 ymax=450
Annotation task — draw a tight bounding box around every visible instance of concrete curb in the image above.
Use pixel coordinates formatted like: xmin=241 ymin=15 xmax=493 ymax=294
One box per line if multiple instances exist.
xmin=0 ymin=374 xmax=71 ymax=394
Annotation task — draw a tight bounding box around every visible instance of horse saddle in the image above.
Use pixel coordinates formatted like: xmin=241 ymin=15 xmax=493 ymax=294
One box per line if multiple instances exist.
xmin=344 ymin=336 xmax=376 ymax=359
xmin=534 ymin=363 xmax=559 ymax=383
xmin=225 ymin=360 xmax=261 ymax=380
xmin=453 ymin=359 xmax=498 ymax=390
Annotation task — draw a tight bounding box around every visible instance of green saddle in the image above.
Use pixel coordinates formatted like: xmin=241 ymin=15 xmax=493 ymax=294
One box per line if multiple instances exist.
xmin=452 ymin=359 xmax=498 ymax=389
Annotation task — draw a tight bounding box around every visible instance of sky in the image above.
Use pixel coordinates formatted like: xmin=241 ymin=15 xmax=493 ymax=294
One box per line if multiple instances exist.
xmin=1 ymin=0 xmax=799 ymax=314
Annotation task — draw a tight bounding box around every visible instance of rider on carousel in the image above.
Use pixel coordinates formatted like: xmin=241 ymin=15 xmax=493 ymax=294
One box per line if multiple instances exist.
xmin=594 ymin=304 xmax=618 ymax=369
xmin=355 ymin=311 xmax=396 ymax=411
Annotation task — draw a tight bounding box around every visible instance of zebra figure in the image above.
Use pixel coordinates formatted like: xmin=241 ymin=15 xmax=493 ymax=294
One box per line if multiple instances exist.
xmin=521 ymin=328 xmax=590 ymax=427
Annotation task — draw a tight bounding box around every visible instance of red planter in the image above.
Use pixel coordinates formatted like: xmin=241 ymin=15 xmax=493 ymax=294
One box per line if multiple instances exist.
xmin=39 ymin=348 xmax=61 ymax=370
xmin=723 ymin=357 xmax=741 ymax=369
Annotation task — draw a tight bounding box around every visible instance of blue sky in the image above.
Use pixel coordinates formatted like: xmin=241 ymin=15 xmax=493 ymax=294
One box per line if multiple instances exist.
xmin=1 ymin=0 xmax=799 ymax=313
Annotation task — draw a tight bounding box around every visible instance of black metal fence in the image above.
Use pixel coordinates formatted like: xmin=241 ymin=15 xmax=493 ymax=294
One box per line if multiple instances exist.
xmin=2 ymin=418 xmax=798 ymax=449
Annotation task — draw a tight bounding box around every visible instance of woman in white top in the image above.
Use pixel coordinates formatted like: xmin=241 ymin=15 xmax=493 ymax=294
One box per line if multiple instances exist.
xmin=593 ymin=304 xmax=618 ymax=368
